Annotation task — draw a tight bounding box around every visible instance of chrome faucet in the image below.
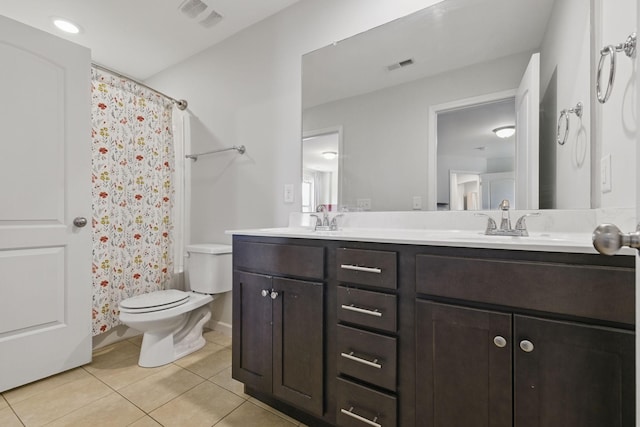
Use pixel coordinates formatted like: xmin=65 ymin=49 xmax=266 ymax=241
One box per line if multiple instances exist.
xmin=322 ymin=210 xmax=330 ymax=227
xmin=498 ymin=199 xmax=512 ymax=231
xmin=476 ymin=200 xmax=540 ymax=236
xmin=309 ymin=209 xmax=343 ymax=231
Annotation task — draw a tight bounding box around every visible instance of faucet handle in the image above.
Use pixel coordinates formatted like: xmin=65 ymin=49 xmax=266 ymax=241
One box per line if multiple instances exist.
xmin=330 ymin=213 xmax=344 ymax=230
xmin=475 ymin=213 xmax=497 ymax=234
xmin=309 ymin=214 xmax=322 ymax=228
xmin=515 ymin=212 xmax=541 ymax=231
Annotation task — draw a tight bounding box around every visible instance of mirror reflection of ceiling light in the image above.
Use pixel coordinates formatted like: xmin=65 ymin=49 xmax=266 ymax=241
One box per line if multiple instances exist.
xmin=53 ymin=18 xmax=81 ymax=34
xmin=492 ymin=125 xmax=516 ymax=139
xmin=322 ymin=151 xmax=338 ymax=160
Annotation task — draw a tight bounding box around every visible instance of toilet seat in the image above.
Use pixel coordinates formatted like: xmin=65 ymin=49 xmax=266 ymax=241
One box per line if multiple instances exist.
xmin=120 ymin=289 xmax=190 ymax=314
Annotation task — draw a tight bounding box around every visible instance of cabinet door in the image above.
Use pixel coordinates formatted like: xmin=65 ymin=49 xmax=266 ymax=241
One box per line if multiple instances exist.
xmin=416 ymin=301 xmax=512 ymax=427
xmin=514 ymin=315 xmax=635 ymax=427
xmin=272 ymin=277 xmax=324 ymax=416
xmin=232 ymin=271 xmax=273 ymax=392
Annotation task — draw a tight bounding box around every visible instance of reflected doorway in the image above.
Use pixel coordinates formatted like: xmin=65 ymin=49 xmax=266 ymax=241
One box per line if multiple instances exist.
xmin=302 ymin=128 xmax=341 ymax=213
xmin=435 ymin=95 xmax=517 ymax=210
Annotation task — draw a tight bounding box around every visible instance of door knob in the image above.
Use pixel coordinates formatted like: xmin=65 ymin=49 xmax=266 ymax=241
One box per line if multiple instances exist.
xmin=73 ymin=217 xmax=88 ymax=227
xmin=592 ymin=223 xmax=640 ymax=255
xmin=270 ymin=291 xmax=279 ymax=300
xmin=261 ymin=289 xmax=269 ymax=297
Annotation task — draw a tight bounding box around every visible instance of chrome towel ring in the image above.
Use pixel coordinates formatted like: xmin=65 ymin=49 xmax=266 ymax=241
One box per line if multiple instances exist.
xmin=556 ymin=102 xmax=583 ymax=145
xmin=597 ymin=32 xmax=636 ymax=104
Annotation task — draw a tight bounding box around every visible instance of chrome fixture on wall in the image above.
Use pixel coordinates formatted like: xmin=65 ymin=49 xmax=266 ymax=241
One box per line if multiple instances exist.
xmin=556 ymin=102 xmax=583 ymax=145
xmin=596 ymin=32 xmax=636 ymax=104
xmin=185 ymin=145 xmax=246 ymax=161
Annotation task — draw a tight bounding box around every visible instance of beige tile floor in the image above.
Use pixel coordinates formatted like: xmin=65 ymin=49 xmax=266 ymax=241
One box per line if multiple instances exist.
xmin=1 ymin=330 xmax=308 ymax=427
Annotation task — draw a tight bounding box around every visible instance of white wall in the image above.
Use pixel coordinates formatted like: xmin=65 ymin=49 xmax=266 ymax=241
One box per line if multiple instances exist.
xmin=596 ymin=0 xmax=636 ymax=209
xmin=304 ymin=52 xmax=531 ymax=211
xmin=146 ymin=0 xmax=443 ymax=327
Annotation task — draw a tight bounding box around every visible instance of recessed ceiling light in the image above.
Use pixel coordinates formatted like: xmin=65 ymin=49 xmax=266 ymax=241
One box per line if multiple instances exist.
xmin=53 ymin=18 xmax=81 ymax=34
xmin=322 ymin=151 xmax=337 ymax=160
xmin=492 ymin=125 xmax=515 ymax=139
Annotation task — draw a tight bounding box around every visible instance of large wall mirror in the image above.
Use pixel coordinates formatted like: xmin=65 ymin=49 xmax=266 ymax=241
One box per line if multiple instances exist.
xmin=302 ymin=0 xmax=594 ymax=212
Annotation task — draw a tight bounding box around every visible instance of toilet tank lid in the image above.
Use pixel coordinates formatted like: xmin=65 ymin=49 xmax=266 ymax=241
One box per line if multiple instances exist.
xmin=186 ymin=243 xmax=232 ymax=254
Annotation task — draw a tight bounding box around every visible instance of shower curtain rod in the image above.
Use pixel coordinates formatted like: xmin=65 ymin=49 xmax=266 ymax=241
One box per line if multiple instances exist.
xmin=91 ymin=62 xmax=188 ymax=110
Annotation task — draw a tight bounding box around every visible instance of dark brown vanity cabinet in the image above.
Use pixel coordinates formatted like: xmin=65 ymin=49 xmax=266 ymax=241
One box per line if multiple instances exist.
xmin=232 ymin=240 xmax=325 ymax=416
xmin=415 ymin=253 xmax=636 ymax=427
xmin=231 ymin=236 xmax=636 ymax=427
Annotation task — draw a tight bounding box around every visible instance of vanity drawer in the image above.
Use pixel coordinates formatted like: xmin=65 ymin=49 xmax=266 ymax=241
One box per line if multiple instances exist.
xmin=233 ymin=241 xmax=324 ymax=280
xmin=337 ymin=325 xmax=396 ymax=391
xmin=336 ymin=377 xmax=396 ymax=427
xmin=337 ymin=286 xmax=397 ymax=333
xmin=416 ymin=254 xmax=635 ymax=325
xmin=337 ymin=248 xmax=397 ymax=289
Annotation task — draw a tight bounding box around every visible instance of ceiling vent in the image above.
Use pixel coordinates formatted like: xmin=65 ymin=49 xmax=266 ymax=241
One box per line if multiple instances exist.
xmin=199 ymin=10 xmax=223 ymax=28
xmin=179 ymin=0 xmax=207 ymax=18
xmin=387 ymin=58 xmax=414 ymax=71
xmin=178 ymin=0 xmax=223 ymax=28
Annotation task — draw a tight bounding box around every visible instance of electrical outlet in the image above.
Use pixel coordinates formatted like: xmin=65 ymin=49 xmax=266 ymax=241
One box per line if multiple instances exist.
xmin=601 ymin=155 xmax=612 ymax=193
xmin=284 ymin=184 xmax=294 ymax=203
xmin=412 ymin=196 xmax=422 ymax=210
xmin=356 ymin=198 xmax=371 ymax=210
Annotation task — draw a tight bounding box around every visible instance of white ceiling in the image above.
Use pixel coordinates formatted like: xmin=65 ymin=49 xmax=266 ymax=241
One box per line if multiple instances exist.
xmin=0 ymin=0 xmax=300 ymax=80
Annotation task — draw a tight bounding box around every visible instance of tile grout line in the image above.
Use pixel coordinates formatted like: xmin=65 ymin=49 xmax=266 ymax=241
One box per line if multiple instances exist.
xmin=2 ymin=394 xmax=26 ymax=427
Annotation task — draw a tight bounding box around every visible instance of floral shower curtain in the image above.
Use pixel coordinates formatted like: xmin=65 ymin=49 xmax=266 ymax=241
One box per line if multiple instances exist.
xmin=91 ymin=68 xmax=175 ymax=335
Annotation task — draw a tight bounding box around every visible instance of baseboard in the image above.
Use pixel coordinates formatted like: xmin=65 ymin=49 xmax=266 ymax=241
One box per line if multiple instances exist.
xmin=92 ymin=325 xmax=142 ymax=350
xmin=206 ymin=320 xmax=232 ymax=337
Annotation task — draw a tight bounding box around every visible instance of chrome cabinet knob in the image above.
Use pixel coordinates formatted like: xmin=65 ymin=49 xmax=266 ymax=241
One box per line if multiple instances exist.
xmin=261 ymin=290 xmax=269 ymax=297
xmin=519 ymin=340 xmax=534 ymax=353
xmin=592 ymin=223 xmax=640 ymax=255
xmin=493 ymin=336 xmax=507 ymax=348
xmin=270 ymin=291 xmax=279 ymax=300
xmin=73 ymin=217 xmax=88 ymax=227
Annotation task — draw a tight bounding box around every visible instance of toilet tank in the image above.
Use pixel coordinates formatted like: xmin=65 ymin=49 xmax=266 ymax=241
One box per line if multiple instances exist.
xmin=185 ymin=244 xmax=232 ymax=294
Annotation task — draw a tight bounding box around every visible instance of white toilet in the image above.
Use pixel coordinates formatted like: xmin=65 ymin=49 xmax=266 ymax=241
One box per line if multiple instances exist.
xmin=119 ymin=243 xmax=232 ymax=368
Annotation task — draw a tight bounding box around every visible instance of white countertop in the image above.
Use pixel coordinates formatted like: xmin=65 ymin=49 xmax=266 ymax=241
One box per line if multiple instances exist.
xmin=228 ymin=227 xmax=638 ymax=255
xmin=227 ymin=209 xmax=638 ymax=255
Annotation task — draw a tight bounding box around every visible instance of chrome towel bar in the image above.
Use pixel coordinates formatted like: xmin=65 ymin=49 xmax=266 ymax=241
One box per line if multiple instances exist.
xmin=186 ymin=145 xmax=246 ymax=161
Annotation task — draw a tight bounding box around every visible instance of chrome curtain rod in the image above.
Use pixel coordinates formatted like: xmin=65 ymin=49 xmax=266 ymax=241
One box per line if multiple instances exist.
xmin=185 ymin=145 xmax=246 ymax=161
xmin=91 ymin=62 xmax=188 ymax=110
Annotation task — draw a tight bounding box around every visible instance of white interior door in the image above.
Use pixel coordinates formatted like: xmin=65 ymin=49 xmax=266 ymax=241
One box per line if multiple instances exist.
xmin=0 ymin=16 xmax=92 ymax=392
xmin=515 ymin=53 xmax=540 ymax=210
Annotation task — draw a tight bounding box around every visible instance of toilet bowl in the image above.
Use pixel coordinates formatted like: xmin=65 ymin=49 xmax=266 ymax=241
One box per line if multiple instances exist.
xmin=118 ymin=243 xmax=232 ymax=367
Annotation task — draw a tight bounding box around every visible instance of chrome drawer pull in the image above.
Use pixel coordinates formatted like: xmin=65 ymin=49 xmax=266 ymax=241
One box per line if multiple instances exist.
xmin=341 ymin=304 xmax=383 ymax=317
xmin=341 ymin=351 xmax=382 ymax=369
xmin=341 ymin=407 xmax=382 ymax=427
xmin=341 ymin=264 xmax=382 ymax=274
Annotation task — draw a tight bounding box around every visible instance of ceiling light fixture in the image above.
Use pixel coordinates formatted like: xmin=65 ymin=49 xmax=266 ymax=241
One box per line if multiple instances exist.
xmin=52 ymin=18 xmax=81 ymax=34
xmin=322 ymin=151 xmax=337 ymax=160
xmin=492 ymin=125 xmax=515 ymax=139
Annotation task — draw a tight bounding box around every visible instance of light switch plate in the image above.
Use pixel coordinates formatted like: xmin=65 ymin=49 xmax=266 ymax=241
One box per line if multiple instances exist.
xmin=601 ymin=154 xmax=612 ymax=193
xmin=284 ymin=184 xmax=294 ymax=203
